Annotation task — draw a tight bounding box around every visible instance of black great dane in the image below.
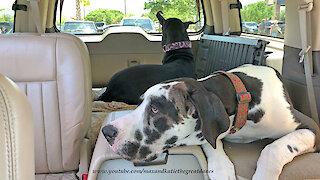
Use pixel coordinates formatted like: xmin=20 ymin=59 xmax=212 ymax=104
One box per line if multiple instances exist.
xmin=98 ymin=12 xmax=196 ymax=105
xmin=102 ymin=64 xmax=320 ymax=180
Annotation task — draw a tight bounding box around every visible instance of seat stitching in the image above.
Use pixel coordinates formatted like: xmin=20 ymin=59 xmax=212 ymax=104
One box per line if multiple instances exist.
xmin=0 ymin=87 xmax=11 ymax=179
xmin=0 ymin=85 xmax=16 ymax=180
xmin=55 ymin=37 xmax=65 ymax=171
xmin=41 ymin=82 xmax=51 ymax=172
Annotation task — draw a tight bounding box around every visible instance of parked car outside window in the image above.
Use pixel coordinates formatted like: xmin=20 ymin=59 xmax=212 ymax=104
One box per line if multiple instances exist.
xmin=240 ymin=0 xmax=285 ymax=38
xmin=242 ymin=22 xmax=258 ymax=34
xmin=61 ymin=21 xmax=98 ymax=34
xmin=0 ymin=21 xmax=13 ymax=34
xmin=95 ymin=22 xmax=107 ymax=32
xmin=120 ymin=17 xmax=156 ymax=33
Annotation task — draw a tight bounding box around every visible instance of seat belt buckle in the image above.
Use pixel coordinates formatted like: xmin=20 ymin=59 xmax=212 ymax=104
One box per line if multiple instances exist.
xmin=299 ymin=54 xmax=305 ymax=63
xmin=298 ymin=46 xmax=311 ymax=63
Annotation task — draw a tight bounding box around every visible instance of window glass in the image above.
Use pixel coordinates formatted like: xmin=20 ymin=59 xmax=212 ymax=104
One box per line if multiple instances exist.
xmin=240 ymin=0 xmax=285 ymax=38
xmin=56 ymin=0 xmax=204 ymax=35
xmin=0 ymin=1 xmax=15 ymax=34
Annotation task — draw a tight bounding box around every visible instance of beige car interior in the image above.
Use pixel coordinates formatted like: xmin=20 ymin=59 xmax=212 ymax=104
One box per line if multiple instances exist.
xmin=0 ymin=33 xmax=92 ymax=179
xmin=1 ymin=0 xmax=320 ymax=179
xmin=0 ymin=74 xmax=35 ymax=180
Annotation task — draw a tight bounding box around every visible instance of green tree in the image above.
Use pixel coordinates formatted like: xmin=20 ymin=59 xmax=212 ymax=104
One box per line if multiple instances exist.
xmin=241 ymin=1 xmax=274 ymax=23
xmin=0 ymin=8 xmax=13 ymax=22
xmin=56 ymin=16 xmax=68 ymax=27
xmin=76 ymin=0 xmax=91 ymax=20
xmin=0 ymin=14 xmax=13 ymax=22
xmin=280 ymin=9 xmax=285 ymax=22
xmin=85 ymin=9 xmax=125 ymax=24
xmin=143 ymin=0 xmax=199 ymax=22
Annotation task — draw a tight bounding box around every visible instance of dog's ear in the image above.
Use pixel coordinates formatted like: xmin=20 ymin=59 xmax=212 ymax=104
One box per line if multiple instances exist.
xmin=169 ymin=79 xmax=230 ymax=149
xmin=168 ymin=82 xmax=197 ymax=118
xmin=156 ymin=11 xmax=166 ymax=25
xmin=183 ymin=21 xmax=196 ymax=29
xmin=188 ymin=86 xmax=230 ymax=149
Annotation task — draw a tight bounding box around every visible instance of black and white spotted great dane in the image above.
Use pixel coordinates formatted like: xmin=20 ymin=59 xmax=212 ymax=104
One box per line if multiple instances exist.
xmin=102 ymin=64 xmax=320 ymax=180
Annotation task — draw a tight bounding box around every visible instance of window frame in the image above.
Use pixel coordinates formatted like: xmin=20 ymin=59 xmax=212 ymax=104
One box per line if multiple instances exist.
xmin=53 ymin=0 xmax=206 ymax=36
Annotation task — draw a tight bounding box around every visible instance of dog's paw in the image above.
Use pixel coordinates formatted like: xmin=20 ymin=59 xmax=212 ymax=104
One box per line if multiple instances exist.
xmin=208 ymin=160 xmax=236 ymax=180
xmin=252 ymin=172 xmax=278 ymax=180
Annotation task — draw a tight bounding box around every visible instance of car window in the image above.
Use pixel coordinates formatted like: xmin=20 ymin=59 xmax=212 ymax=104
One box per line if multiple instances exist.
xmin=0 ymin=1 xmax=15 ymax=34
xmin=56 ymin=0 xmax=204 ymax=35
xmin=240 ymin=0 xmax=285 ymax=38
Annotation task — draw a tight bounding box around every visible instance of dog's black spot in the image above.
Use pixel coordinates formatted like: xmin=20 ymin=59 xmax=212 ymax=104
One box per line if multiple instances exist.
xmin=144 ymin=128 xmax=161 ymax=144
xmin=154 ymin=117 xmax=170 ymax=133
xmin=139 ymin=146 xmax=152 ymax=159
xmin=199 ymin=137 xmax=205 ymax=141
xmin=195 ymin=120 xmax=201 ymax=131
xmin=196 ymin=132 xmax=203 ymax=139
xmin=181 ymin=122 xmax=185 ymax=124
xmin=163 ymin=85 xmax=170 ymax=89
xmin=147 ymin=116 xmax=151 ymax=126
xmin=165 ymin=136 xmax=178 ymax=145
xmin=179 ymin=144 xmax=186 ymax=147
xmin=145 ymin=155 xmax=158 ymax=162
xmin=163 ymin=144 xmax=175 ymax=150
xmin=192 ymin=111 xmax=199 ymax=119
xmin=293 ymin=147 xmax=299 ymax=152
xmin=287 ymin=145 xmax=293 ymax=153
xmin=186 ymin=106 xmax=189 ymax=112
xmin=135 ymin=130 xmax=142 ymax=141
xmin=149 ymin=96 xmax=179 ymax=123
xmin=185 ymin=134 xmax=190 ymax=138
xmin=121 ymin=141 xmax=140 ymax=158
xmin=248 ymin=109 xmax=265 ymax=123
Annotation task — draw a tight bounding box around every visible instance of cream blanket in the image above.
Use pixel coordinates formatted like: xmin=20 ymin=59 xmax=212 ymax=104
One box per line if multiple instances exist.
xmin=88 ymin=89 xmax=137 ymax=148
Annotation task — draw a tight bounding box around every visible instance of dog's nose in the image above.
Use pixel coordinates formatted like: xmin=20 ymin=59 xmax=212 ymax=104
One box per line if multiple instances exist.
xmin=102 ymin=125 xmax=118 ymax=146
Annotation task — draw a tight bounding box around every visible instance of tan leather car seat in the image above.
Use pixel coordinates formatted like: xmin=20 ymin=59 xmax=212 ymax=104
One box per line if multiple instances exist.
xmin=0 ymin=74 xmax=35 ymax=180
xmin=0 ymin=33 xmax=92 ymax=179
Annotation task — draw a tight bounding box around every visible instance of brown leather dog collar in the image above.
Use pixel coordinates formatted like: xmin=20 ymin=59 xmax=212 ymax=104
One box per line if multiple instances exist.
xmin=214 ymin=71 xmax=252 ymax=134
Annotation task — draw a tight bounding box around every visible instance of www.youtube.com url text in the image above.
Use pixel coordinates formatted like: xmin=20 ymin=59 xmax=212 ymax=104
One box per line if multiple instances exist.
xmin=92 ymin=168 xmax=214 ymax=175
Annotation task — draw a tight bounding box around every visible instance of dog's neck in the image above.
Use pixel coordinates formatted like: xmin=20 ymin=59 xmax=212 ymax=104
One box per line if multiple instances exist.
xmin=162 ymin=48 xmax=194 ymax=64
xmin=163 ymin=41 xmax=192 ymax=52
xmin=199 ymin=74 xmax=238 ymax=116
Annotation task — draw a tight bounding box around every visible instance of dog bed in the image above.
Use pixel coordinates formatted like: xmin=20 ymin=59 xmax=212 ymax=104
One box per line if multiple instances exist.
xmin=87 ymin=89 xmax=137 ymax=148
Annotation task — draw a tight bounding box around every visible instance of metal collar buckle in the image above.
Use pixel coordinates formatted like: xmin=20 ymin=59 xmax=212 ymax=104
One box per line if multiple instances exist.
xmin=236 ymin=92 xmax=251 ymax=104
xmin=230 ymin=126 xmax=240 ymax=134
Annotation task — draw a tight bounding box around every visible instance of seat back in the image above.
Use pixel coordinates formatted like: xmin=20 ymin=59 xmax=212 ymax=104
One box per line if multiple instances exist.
xmin=0 ymin=74 xmax=35 ymax=180
xmin=0 ymin=33 xmax=92 ymax=174
xmin=195 ymin=34 xmax=268 ymax=78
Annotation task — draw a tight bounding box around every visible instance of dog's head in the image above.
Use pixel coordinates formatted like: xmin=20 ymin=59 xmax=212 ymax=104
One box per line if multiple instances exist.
xmin=156 ymin=11 xmax=195 ymax=47
xmin=102 ymin=78 xmax=230 ymax=162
